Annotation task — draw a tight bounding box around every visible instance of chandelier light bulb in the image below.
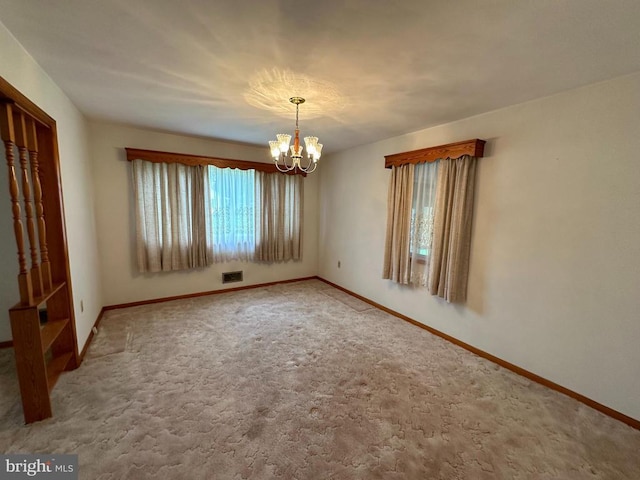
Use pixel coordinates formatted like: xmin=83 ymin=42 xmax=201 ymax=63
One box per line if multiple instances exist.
xmin=276 ymin=134 xmax=291 ymax=153
xmin=269 ymin=141 xmax=280 ymax=159
xmin=304 ymin=136 xmax=318 ymax=157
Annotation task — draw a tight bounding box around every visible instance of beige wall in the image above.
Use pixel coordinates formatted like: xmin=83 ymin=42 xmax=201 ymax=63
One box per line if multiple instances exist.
xmin=0 ymin=21 xmax=103 ymax=350
xmin=319 ymin=72 xmax=640 ymax=420
xmin=89 ymin=121 xmax=319 ymax=306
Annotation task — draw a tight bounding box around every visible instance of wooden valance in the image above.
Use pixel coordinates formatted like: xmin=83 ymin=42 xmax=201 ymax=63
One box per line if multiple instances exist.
xmin=384 ymin=138 xmax=485 ymax=168
xmin=125 ymin=147 xmax=306 ymax=176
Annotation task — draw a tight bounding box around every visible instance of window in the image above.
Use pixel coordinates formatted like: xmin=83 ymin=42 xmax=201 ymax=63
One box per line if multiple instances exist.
xmin=208 ymin=166 xmax=256 ymax=262
xmin=408 ymin=161 xmax=438 ymax=285
xmin=409 ymin=162 xmax=437 ymax=264
xmin=382 ymin=139 xmax=484 ymax=302
xmin=207 ymin=166 xmax=303 ymax=263
xmin=130 ymin=151 xmax=303 ymax=272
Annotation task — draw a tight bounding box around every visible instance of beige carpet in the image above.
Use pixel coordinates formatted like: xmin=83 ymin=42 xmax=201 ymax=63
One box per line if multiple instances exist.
xmin=0 ymin=279 xmax=639 ymax=479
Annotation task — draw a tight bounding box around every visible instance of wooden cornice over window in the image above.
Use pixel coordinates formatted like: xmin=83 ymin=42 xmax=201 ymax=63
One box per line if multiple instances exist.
xmin=384 ymin=139 xmax=485 ymax=168
xmin=125 ymin=147 xmax=306 ymax=177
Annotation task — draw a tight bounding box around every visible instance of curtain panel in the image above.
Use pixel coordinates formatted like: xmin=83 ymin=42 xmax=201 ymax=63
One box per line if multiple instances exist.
xmin=428 ymin=155 xmax=477 ymax=302
xmin=255 ymin=171 xmax=303 ymax=262
xmin=382 ymin=163 xmax=414 ymax=284
xmin=132 ymin=159 xmax=213 ymax=273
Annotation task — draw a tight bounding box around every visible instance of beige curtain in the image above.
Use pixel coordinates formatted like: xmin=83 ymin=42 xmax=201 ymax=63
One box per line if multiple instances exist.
xmin=132 ymin=159 xmax=213 ymax=273
xmin=382 ymin=164 xmax=414 ymax=284
xmin=254 ymin=171 xmax=302 ymax=262
xmin=428 ymin=155 xmax=477 ymax=302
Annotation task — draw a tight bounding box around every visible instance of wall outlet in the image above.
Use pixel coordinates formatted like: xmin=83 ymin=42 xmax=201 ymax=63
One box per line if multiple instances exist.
xmin=338 ymin=261 xmax=341 ymax=268
xmin=80 ymin=300 xmax=84 ymax=313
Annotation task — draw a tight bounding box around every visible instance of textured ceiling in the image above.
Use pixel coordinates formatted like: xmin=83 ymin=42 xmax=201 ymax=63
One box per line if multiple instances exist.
xmin=1 ymin=0 xmax=640 ymax=154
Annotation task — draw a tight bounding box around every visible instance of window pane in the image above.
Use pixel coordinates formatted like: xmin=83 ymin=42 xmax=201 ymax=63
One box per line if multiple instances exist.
xmin=208 ymin=166 xmax=256 ymax=261
xmin=409 ymin=161 xmax=438 ymax=286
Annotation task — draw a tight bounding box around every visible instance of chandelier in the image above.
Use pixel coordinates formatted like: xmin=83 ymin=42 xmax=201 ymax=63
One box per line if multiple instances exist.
xmin=269 ymin=97 xmax=322 ymax=174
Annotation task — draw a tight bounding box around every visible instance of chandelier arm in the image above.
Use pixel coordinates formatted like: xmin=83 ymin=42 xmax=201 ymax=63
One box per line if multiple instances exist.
xmin=301 ymin=162 xmax=317 ymax=174
xmin=298 ymin=155 xmax=316 ymax=172
xmin=275 ymin=154 xmax=295 ymax=172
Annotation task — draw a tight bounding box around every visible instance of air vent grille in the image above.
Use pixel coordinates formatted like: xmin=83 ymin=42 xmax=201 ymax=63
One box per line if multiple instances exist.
xmin=222 ymin=271 xmax=243 ymax=284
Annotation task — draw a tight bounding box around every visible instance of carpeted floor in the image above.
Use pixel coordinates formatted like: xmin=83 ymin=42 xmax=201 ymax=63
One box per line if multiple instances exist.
xmin=1 ymin=279 xmax=639 ymax=479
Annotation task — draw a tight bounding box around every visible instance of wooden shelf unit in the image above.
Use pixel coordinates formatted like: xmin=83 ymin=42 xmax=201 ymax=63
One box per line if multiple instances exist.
xmin=10 ymin=281 xmax=77 ymax=423
xmin=2 ymin=77 xmax=80 ymax=425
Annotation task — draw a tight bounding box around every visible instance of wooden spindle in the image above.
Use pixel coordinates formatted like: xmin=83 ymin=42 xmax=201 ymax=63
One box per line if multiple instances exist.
xmin=15 ymin=112 xmax=43 ymax=297
xmin=0 ymin=103 xmax=33 ymax=305
xmin=26 ymin=117 xmax=52 ymax=292
xmin=4 ymin=142 xmax=28 ymax=275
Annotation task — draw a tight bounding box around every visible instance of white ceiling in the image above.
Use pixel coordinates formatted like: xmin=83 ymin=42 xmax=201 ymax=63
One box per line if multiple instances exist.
xmin=1 ymin=0 xmax=640 ymax=154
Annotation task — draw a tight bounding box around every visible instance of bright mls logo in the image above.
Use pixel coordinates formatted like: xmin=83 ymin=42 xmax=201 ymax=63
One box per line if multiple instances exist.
xmin=1 ymin=455 xmax=77 ymax=479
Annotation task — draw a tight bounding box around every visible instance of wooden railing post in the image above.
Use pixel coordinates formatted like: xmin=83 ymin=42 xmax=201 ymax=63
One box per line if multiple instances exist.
xmin=14 ymin=111 xmax=43 ymax=297
xmin=0 ymin=102 xmax=33 ymax=305
xmin=26 ymin=117 xmax=53 ymax=292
